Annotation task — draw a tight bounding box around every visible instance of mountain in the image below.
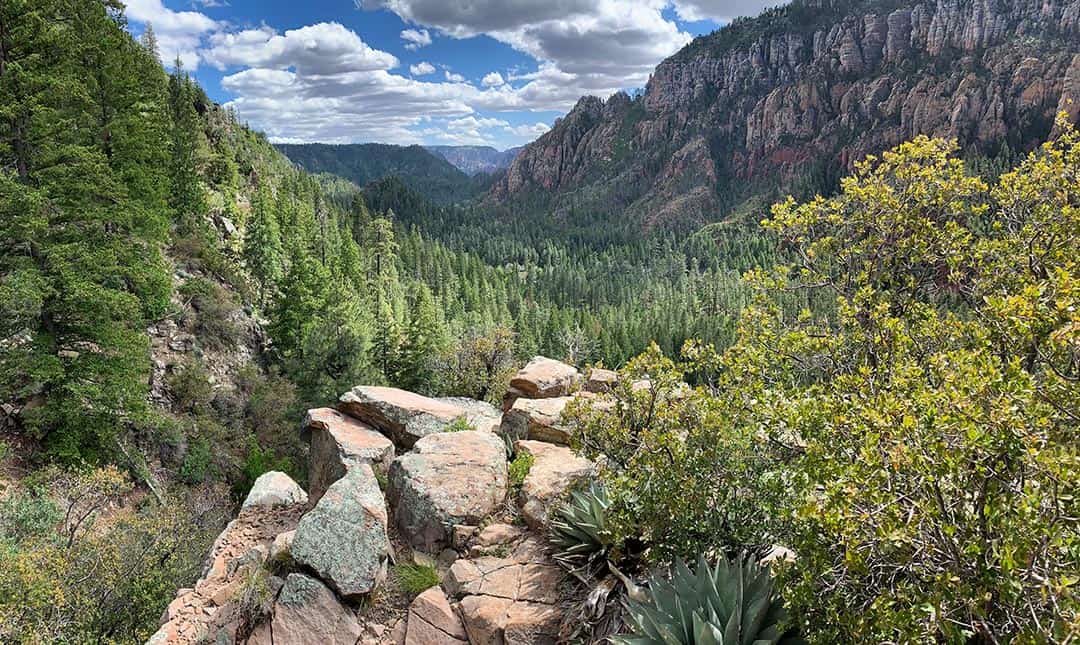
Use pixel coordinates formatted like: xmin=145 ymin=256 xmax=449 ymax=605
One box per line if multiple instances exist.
xmin=488 ymin=0 xmax=1080 ymax=231
xmin=426 ymin=145 xmax=524 ymax=175
xmin=275 ymin=142 xmax=481 ymax=204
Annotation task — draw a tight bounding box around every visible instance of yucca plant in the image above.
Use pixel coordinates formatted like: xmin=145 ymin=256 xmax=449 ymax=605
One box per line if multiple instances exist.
xmin=549 ymin=482 xmax=612 ymax=571
xmin=616 ymin=552 xmax=804 ymax=645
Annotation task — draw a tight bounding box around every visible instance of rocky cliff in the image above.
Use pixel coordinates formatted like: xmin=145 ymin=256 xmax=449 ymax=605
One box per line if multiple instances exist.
xmin=488 ymin=0 xmax=1080 ymax=230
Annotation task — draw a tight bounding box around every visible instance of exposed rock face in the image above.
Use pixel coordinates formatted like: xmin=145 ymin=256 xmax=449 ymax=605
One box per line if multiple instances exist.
xmin=304 ymin=407 xmax=395 ymax=502
xmin=507 ymin=356 xmax=581 ymax=402
xmin=488 ymin=0 xmax=1080 ymax=231
xmin=584 ymin=368 xmax=617 ymax=393
xmin=500 ymin=397 xmax=574 ymax=445
xmin=404 ymin=587 xmax=468 ymax=644
xmin=247 ymin=573 xmax=363 ymax=645
xmin=436 ymin=397 xmax=503 ymax=433
xmin=241 ymin=471 xmax=308 ymax=510
xmin=290 ymin=463 xmax=390 ymax=599
xmin=338 ymin=386 xmax=466 ymax=448
xmin=387 ymin=431 xmax=508 ymax=550
xmin=514 ymin=440 xmax=595 ymax=529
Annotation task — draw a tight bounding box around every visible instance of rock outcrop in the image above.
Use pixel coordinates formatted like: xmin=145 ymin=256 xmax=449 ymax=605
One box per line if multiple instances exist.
xmin=290 ymin=464 xmax=390 ymax=599
xmin=500 ymin=397 xmax=574 ymax=445
xmin=339 ymin=386 xmax=466 ymax=448
xmin=514 ymin=441 xmax=595 ymax=529
xmin=488 ymin=0 xmax=1080 ymax=231
xmin=304 ymin=407 xmax=395 ymax=502
xmin=505 ymin=357 xmax=581 ymax=409
xmin=150 ymin=369 xmax=609 ymax=645
xmin=388 ymin=431 xmax=508 ymax=550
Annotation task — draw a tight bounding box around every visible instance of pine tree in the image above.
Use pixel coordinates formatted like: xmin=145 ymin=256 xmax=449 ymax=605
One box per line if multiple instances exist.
xmin=140 ymin=23 xmax=160 ymax=63
xmin=167 ymin=57 xmax=206 ymax=233
xmin=372 ymin=299 xmax=403 ymax=383
xmin=244 ymin=184 xmax=284 ymax=304
xmin=399 ymin=283 xmax=449 ymax=393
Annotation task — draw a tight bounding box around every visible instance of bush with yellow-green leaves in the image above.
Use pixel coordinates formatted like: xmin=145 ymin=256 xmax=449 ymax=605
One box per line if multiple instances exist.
xmin=566 ymin=117 xmax=1080 ymax=643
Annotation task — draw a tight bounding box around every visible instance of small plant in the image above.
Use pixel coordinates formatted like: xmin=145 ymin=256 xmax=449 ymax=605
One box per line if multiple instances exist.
xmin=446 ymin=417 xmax=475 ymax=433
xmin=374 ymin=469 xmax=388 ymax=491
xmin=508 ymin=451 xmax=534 ymax=489
xmin=549 ymin=482 xmax=612 ymax=571
xmin=616 ymin=553 xmax=804 ymax=645
xmin=395 ymin=562 xmax=440 ymax=596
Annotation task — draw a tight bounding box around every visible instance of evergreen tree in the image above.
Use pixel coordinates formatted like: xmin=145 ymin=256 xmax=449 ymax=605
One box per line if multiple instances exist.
xmin=167 ymin=57 xmax=205 ymax=233
xmin=399 ymin=283 xmax=449 ymax=393
xmin=140 ymin=23 xmax=160 ymax=63
xmin=372 ymin=299 xmax=403 ymax=383
xmin=244 ymin=184 xmax=284 ymax=304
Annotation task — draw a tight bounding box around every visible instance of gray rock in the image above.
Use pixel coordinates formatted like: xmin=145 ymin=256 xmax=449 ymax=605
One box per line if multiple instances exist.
xmin=388 ymin=431 xmax=508 ymax=550
xmin=290 ymin=463 xmax=390 ymax=599
xmin=500 ymin=397 xmax=573 ymax=445
xmin=515 ymin=441 xmax=594 ymax=529
xmin=435 ymin=397 xmax=503 ymax=433
xmin=247 ymin=573 xmax=362 ymax=645
xmin=241 ymin=471 xmax=307 ymax=510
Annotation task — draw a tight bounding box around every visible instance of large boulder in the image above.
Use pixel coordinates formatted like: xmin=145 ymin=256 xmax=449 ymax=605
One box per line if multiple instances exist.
xmin=338 ymin=386 xmax=466 ymax=448
xmin=303 ymin=407 xmax=395 ymax=503
xmin=241 ymin=471 xmax=308 ymax=510
xmin=404 ymin=587 xmax=468 ymax=645
xmin=584 ymin=367 xmax=617 ymax=393
xmin=247 ymin=573 xmax=362 ymax=645
xmin=504 ymin=357 xmax=580 ymax=410
xmin=514 ymin=440 xmax=594 ymax=529
xmin=500 ymin=397 xmax=573 ymax=445
xmin=388 ymin=431 xmax=508 ymax=550
xmin=290 ymin=463 xmax=390 ymax=599
xmin=436 ymin=397 xmax=502 ymax=433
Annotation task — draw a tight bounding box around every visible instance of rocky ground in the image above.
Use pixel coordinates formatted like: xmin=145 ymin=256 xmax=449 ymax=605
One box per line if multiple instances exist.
xmin=147 ymin=356 xmax=609 ymax=645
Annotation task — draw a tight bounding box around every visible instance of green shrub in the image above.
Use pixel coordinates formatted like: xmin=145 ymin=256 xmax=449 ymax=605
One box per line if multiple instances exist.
xmin=0 ymin=485 xmax=61 ymax=544
xmin=446 ymin=417 xmax=475 ymax=433
xmin=617 ymin=553 xmax=803 ymax=645
xmin=179 ymin=438 xmax=215 ymax=484
xmin=233 ymin=440 xmax=296 ymax=501
xmin=508 ymin=451 xmax=534 ymax=488
xmin=395 ymin=562 xmax=439 ymax=596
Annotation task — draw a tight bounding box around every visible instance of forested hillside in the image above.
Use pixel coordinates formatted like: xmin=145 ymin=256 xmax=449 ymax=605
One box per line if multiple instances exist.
xmin=275 ymin=142 xmax=483 ymax=204
xmin=426 ymin=144 xmax=523 ymax=175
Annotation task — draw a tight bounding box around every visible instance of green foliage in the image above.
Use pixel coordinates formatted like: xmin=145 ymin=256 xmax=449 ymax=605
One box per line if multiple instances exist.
xmin=617 ymin=553 xmax=804 ymax=645
xmin=179 ymin=438 xmax=216 ymax=484
xmin=446 ymin=417 xmax=475 ymax=433
xmin=395 ymin=562 xmax=440 ymax=597
xmin=0 ymin=485 xmax=61 ymax=545
xmin=234 ymin=441 xmax=297 ymax=502
xmin=508 ymin=450 xmax=535 ymax=488
xmin=549 ymin=482 xmax=615 ymax=572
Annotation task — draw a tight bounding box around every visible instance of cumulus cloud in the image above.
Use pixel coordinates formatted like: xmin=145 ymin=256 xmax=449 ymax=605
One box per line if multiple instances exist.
xmin=201 ymin=22 xmax=399 ymax=73
xmin=444 ymin=70 xmax=466 ymax=83
xmin=481 ymin=71 xmax=505 ymax=87
xmin=409 ymin=61 xmax=436 ymax=75
xmin=359 ymin=0 xmax=691 ymax=92
xmin=124 ymin=0 xmax=219 ymax=69
xmin=400 ymin=28 xmax=432 ymax=49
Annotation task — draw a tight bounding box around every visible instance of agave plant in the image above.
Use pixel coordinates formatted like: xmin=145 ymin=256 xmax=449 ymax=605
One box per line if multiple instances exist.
xmin=616 ymin=552 xmax=805 ymax=645
xmin=549 ymin=482 xmax=612 ymax=572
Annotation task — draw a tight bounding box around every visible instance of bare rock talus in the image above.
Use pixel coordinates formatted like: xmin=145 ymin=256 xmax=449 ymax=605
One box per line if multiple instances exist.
xmin=304 ymin=407 xmax=395 ymax=502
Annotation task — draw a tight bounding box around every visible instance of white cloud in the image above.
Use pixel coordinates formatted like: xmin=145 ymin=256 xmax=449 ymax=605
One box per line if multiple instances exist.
xmin=669 ymin=0 xmax=779 ymax=22
xmin=358 ymin=0 xmax=692 ymax=93
xmin=508 ymin=121 xmax=550 ymax=138
xmin=400 ymin=28 xmax=432 ymax=49
xmin=444 ymin=70 xmax=466 ymax=83
xmin=409 ymin=61 xmax=436 ymax=75
xmin=201 ymin=22 xmax=398 ymax=73
xmin=124 ymin=0 xmax=219 ymax=69
xmin=481 ymin=71 xmax=505 ymax=87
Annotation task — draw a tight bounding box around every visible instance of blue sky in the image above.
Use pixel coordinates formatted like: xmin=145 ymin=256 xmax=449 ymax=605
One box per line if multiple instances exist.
xmin=123 ymin=0 xmax=778 ymax=149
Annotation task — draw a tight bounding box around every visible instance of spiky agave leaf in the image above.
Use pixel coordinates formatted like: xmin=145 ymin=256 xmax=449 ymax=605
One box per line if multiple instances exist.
xmin=549 ymin=482 xmax=612 ymax=570
xmin=615 ymin=552 xmax=805 ymax=645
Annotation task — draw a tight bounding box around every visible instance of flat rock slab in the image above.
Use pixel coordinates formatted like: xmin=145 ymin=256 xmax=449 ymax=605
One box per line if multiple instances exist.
xmin=339 ymin=386 xmax=466 ymax=449
xmin=514 ymin=440 xmax=594 ymax=529
xmin=404 ymin=587 xmax=468 ymax=644
xmin=500 ymin=397 xmax=574 ymax=445
xmin=304 ymin=407 xmax=395 ymax=502
xmin=388 ymin=431 xmax=508 ymax=550
xmin=436 ymin=397 xmax=502 ymax=433
xmin=247 ymin=573 xmax=362 ymax=645
xmin=509 ymin=356 xmax=580 ymax=399
xmin=241 ymin=471 xmax=308 ymax=510
xmin=290 ymin=463 xmax=390 ymax=599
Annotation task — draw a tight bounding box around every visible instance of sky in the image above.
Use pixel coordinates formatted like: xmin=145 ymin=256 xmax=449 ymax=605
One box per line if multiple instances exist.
xmin=123 ymin=0 xmax=780 ymax=150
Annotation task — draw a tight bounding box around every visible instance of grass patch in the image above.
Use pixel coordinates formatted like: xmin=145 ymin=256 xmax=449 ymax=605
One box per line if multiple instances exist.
xmin=446 ymin=417 xmax=475 ymax=433
xmin=396 ymin=562 xmax=440 ymax=596
xmin=508 ymin=451 xmax=535 ymax=489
